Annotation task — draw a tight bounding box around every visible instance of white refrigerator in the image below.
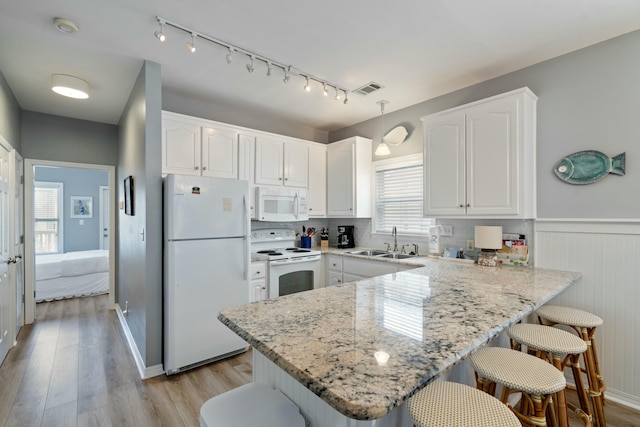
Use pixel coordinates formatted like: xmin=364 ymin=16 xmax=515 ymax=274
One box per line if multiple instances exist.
xmin=164 ymin=174 xmax=250 ymax=374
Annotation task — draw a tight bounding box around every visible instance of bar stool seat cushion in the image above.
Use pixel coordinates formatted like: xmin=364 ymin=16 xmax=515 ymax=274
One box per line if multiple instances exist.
xmin=536 ymin=305 xmax=603 ymax=328
xmin=407 ymin=381 xmax=520 ymax=427
xmin=470 ymin=347 xmax=566 ymax=395
xmin=507 ymin=323 xmax=588 ymax=355
xmin=200 ymin=382 xmax=306 ymax=427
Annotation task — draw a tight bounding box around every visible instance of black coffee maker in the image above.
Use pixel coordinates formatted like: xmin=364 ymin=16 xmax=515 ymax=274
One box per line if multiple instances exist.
xmin=337 ymin=225 xmax=355 ymax=248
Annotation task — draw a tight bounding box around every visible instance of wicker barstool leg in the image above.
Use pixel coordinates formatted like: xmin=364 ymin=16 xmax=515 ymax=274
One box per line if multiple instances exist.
xmin=579 ymin=327 xmax=606 ymax=427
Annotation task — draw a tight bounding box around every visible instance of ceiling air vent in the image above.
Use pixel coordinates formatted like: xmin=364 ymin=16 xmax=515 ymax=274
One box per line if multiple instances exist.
xmin=353 ymin=82 xmax=384 ymax=96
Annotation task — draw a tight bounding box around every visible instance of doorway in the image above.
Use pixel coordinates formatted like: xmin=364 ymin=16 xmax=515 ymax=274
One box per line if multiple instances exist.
xmin=24 ymin=160 xmax=116 ymax=324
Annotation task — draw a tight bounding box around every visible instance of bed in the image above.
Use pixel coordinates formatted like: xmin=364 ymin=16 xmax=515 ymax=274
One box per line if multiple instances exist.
xmin=35 ymin=250 xmax=109 ymax=302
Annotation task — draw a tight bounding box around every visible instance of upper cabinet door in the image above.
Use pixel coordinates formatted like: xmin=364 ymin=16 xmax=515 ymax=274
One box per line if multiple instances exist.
xmin=465 ymin=98 xmax=519 ymax=215
xmin=307 ymin=145 xmax=326 ymax=216
xmin=327 ymin=143 xmax=354 ymax=216
xmin=423 ymin=113 xmax=466 ymax=216
xmin=254 ymin=136 xmax=284 ymax=186
xmin=283 ymin=141 xmax=308 ymax=188
xmin=201 ymin=126 xmax=239 ymax=179
xmin=162 ymin=118 xmax=201 ymax=176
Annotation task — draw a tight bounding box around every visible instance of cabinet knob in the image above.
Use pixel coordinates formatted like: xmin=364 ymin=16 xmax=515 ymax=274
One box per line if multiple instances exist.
xmin=284 ymin=177 xmax=288 ymax=181
xmin=202 ymin=166 xmax=207 ymax=171
xmin=349 ymin=208 xmax=353 ymax=211
xmin=194 ymin=166 xmax=199 ymax=170
xmin=279 ymin=177 xmax=282 ymax=180
xmin=459 ymin=204 xmax=464 ymax=208
xmin=466 ymin=204 xmax=470 ymax=207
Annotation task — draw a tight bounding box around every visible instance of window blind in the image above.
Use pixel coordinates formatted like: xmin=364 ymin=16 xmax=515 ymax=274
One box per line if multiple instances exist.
xmin=374 ymin=160 xmax=434 ymax=235
xmin=34 ymin=184 xmax=62 ymax=254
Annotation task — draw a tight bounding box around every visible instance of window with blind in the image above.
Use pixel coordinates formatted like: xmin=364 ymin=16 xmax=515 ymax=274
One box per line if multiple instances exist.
xmin=373 ymin=154 xmax=434 ymax=236
xmin=34 ymin=182 xmax=64 ymax=254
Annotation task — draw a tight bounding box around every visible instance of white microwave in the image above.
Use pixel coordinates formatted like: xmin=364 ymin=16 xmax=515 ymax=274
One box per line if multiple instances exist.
xmin=255 ymin=186 xmax=308 ymax=222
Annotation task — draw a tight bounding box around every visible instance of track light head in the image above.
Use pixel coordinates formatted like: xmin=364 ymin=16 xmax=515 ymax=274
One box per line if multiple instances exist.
xmin=186 ymin=33 xmax=196 ymax=53
xmin=323 ymin=84 xmax=329 ymax=96
xmin=343 ymin=91 xmax=349 ymax=105
xmin=154 ymin=20 xmax=165 ymax=42
xmin=226 ymin=47 xmax=234 ymax=64
xmin=334 ymin=87 xmax=341 ymax=101
xmin=304 ymin=76 xmax=311 ymax=92
xmin=246 ymin=55 xmax=255 ymax=73
xmin=266 ymin=62 xmax=272 ymax=77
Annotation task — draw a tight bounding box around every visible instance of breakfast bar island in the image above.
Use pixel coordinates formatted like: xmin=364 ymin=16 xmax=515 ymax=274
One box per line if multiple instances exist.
xmin=219 ymin=258 xmax=581 ymax=427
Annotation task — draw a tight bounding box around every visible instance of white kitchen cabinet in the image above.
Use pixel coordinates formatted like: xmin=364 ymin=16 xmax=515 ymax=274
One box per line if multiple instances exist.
xmin=325 ymin=254 xmax=407 ymax=287
xmin=250 ymin=261 xmax=267 ymax=302
xmin=327 ymin=136 xmax=372 ymax=217
xmin=307 ymin=145 xmax=327 ymax=217
xmin=326 ymin=255 xmax=343 ymax=286
xmin=239 ymin=132 xmax=257 ymax=219
xmin=162 ymin=112 xmax=239 ymax=179
xmin=422 ymin=87 xmax=537 ymax=218
xmin=255 ymin=136 xmax=308 ymax=188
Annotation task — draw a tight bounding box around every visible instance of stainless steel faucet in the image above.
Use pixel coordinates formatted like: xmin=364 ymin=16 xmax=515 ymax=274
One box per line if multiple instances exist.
xmin=392 ymin=226 xmax=398 ymax=252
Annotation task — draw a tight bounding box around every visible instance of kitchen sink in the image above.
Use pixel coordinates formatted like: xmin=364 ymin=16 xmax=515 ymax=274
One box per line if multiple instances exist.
xmin=376 ymin=253 xmax=416 ymax=260
xmin=346 ymin=249 xmax=389 ymax=257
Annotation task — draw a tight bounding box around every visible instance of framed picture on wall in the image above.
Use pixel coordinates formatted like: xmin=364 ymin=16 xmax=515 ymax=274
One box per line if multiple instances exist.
xmin=70 ymin=196 xmax=93 ymax=218
xmin=124 ymin=175 xmax=134 ymax=216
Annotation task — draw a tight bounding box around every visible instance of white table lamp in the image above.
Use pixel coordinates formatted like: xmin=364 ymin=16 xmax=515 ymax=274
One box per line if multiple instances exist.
xmin=475 ymin=226 xmax=503 ymax=266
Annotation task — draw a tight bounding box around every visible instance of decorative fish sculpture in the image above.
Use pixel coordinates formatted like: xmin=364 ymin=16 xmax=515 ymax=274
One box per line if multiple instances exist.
xmin=553 ymin=150 xmax=625 ymax=185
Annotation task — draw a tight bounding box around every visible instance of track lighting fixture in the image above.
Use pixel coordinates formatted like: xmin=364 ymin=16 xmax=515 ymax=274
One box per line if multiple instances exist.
xmin=343 ymin=91 xmax=349 ymax=105
xmin=154 ymin=16 xmax=350 ymax=106
xmin=246 ymin=55 xmax=255 ymax=73
xmin=187 ymin=33 xmax=196 ymax=53
xmin=154 ymin=20 xmax=166 ymax=42
xmin=375 ymin=100 xmax=391 ymax=156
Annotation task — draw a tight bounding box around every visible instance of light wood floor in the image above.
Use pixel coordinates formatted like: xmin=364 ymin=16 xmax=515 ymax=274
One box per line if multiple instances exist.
xmin=0 ymin=295 xmax=638 ymax=426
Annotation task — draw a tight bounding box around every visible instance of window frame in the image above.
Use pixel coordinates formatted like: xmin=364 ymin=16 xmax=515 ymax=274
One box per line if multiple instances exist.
xmin=371 ymin=153 xmax=434 ymax=238
xmin=34 ymin=181 xmax=64 ymax=254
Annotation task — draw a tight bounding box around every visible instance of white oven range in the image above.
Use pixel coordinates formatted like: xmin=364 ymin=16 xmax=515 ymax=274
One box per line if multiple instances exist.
xmin=251 ymin=229 xmax=322 ymax=299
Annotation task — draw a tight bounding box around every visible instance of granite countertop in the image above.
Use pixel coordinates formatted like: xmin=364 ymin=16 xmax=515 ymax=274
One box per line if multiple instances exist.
xmin=220 ymin=257 xmax=580 ymax=421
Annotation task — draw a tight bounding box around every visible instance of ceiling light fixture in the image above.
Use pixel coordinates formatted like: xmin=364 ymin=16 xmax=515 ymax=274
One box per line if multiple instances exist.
xmin=51 ymin=74 xmax=89 ymax=99
xmin=343 ymin=91 xmax=349 ymax=105
xmin=53 ymin=17 xmax=79 ymax=34
xmin=246 ymin=55 xmax=255 ymax=73
xmin=186 ymin=33 xmax=197 ymax=53
xmin=154 ymin=19 xmax=166 ymax=42
xmin=374 ymin=100 xmax=391 ymax=156
xmin=155 ymin=16 xmax=350 ymax=106
xmin=323 ymin=84 xmax=329 ymax=96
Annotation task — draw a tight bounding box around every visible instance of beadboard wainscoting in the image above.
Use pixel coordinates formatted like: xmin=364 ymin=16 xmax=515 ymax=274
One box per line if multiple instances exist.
xmin=534 ymin=220 xmax=640 ymax=410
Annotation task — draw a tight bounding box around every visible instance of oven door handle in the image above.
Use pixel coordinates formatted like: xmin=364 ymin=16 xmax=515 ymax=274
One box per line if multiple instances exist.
xmin=270 ymin=255 xmax=321 ymax=265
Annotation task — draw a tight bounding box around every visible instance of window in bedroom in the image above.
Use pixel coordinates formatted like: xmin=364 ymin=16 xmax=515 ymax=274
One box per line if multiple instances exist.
xmin=34 ymin=181 xmax=64 ymax=254
xmin=373 ymin=154 xmax=435 ymax=237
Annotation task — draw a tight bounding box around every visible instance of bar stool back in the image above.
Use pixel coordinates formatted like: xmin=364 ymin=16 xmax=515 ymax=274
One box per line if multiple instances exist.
xmin=406 ymin=381 xmax=520 ymax=427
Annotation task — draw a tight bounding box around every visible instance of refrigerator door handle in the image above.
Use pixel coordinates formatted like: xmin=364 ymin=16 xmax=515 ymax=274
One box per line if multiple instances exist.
xmin=243 ymin=193 xmax=249 ymax=280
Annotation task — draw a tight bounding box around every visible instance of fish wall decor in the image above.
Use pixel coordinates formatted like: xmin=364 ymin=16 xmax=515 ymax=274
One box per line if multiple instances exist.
xmin=553 ymin=150 xmax=626 ymax=185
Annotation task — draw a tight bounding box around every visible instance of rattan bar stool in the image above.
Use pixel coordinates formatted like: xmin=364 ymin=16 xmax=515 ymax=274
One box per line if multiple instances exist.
xmin=406 ymin=381 xmax=521 ymax=427
xmin=507 ymin=323 xmax=593 ymax=427
xmin=536 ymin=305 xmax=606 ymax=427
xmin=470 ymin=347 xmax=567 ymax=427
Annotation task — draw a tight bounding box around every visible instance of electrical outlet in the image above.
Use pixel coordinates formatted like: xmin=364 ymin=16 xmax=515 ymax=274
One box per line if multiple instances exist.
xmin=466 ymin=240 xmax=474 ymax=250
xmin=440 ymin=225 xmax=453 ymax=236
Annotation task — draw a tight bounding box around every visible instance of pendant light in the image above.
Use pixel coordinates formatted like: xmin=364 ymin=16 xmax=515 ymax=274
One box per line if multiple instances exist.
xmin=374 ymin=100 xmax=391 ymax=156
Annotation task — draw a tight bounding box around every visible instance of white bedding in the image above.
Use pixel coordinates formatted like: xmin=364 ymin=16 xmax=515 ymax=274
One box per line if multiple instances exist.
xmin=36 ymin=250 xmax=109 ymax=302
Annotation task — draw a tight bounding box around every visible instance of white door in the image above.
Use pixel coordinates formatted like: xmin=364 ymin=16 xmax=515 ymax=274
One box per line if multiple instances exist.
xmin=327 ymin=144 xmax=354 ymax=216
xmin=11 ymin=152 xmax=23 ymax=337
xmin=99 ymin=186 xmax=109 ymax=250
xmin=162 ymin=117 xmax=202 ymax=176
xmin=282 ymin=142 xmax=308 ymax=188
xmin=0 ymin=141 xmax=11 ymax=362
xmin=201 ymin=126 xmax=238 ymax=179
xmin=254 ymin=136 xmax=284 ymax=186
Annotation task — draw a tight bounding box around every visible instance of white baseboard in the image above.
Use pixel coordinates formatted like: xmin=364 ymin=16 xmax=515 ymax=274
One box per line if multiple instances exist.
xmin=565 ymin=378 xmax=640 ymax=412
xmin=115 ymin=303 xmax=165 ymax=379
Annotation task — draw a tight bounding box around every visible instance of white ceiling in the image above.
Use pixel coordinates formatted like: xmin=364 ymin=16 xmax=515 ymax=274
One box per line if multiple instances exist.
xmin=1 ymin=0 xmax=639 ymax=132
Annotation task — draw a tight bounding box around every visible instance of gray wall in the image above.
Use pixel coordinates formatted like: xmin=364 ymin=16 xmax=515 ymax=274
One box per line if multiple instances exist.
xmin=117 ymin=60 xmax=163 ymax=368
xmin=35 ymin=166 xmax=108 ymax=252
xmin=0 ymin=69 xmax=21 ymax=152
xmin=21 ymin=112 xmax=118 ymax=166
xmin=331 ymin=29 xmax=640 ymax=219
xmin=163 ymin=88 xmax=329 ymax=143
